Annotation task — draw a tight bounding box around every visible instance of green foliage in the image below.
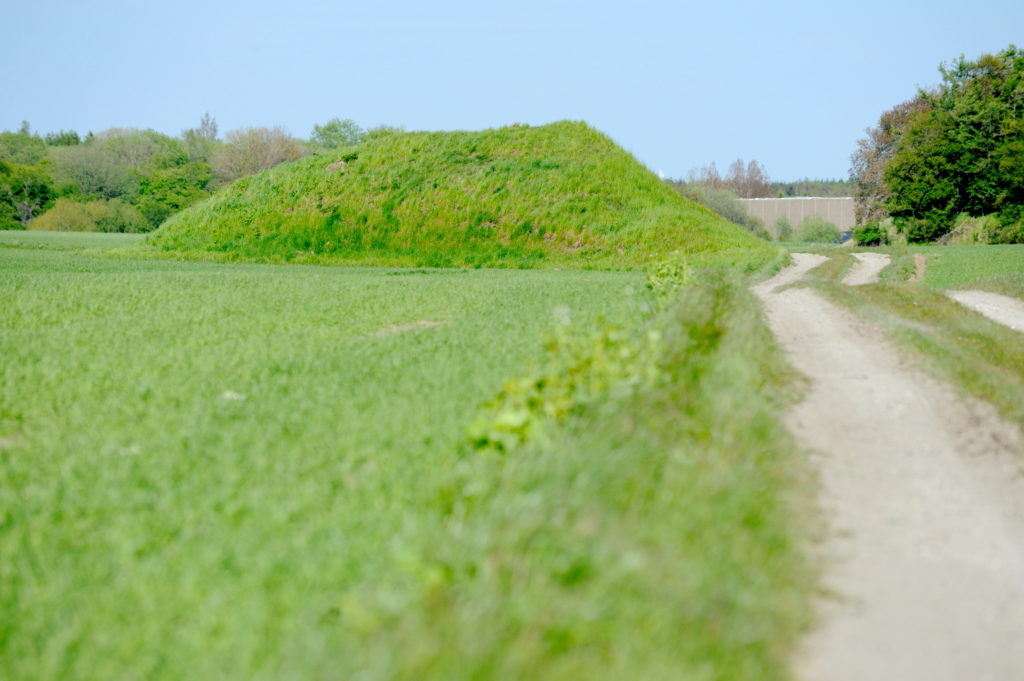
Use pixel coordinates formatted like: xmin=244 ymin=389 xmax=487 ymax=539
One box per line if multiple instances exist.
xmin=771 ymin=179 xmax=853 ymax=197
xmin=137 ymin=163 xmax=212 ymax=229
xmin=50 ymin=144 xmax=140 ymax=200
xmin=853 ymin=221 xmax=886 ymax=246
xmin=365 ymin=124 xmax=405 ymax=140
xmin=153 ymin=121 xmax=777 ymax=270
xmin=775 ymin=216 xmax=793 ymax=241
xmin=28 ymin=197 xmax=148 ymax=233
xmin=884 ymin=46 xmax=1024 ymax=240
xmin=935 ymin=213 xmax=1011 ymax=245
xmin=311 ymin=117 xmax=364 ymax=149
xmin=44 ymin=129 xmax=81 ymax=146
xmin=645 ymin=259 xmax=693 ymax=297
xmin=0 ymin=131 xmax=48 ymax=165
xmin=793 ymin=215 xmax=840 ymax=243
xmin=0 ymin=161 xmax=55 ymax=229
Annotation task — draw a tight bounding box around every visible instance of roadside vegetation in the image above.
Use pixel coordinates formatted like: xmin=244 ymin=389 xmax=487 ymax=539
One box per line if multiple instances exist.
xmin=0 ymin=234 xmax=808 ymax=680
xmin=149 ymin=121 xmax=772 ymax=270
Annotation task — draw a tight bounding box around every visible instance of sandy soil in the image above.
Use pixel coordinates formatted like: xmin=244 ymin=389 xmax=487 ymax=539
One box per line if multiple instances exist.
xmin=910 ymin=253 xmax=928 ymax=283
xmin=754 ymin=254 xmax=1024 ymax=681
xmin=947 ymin=290 xmax=1024 ymax=332
xmin=842 ymin=252 xmax=891 ymax=285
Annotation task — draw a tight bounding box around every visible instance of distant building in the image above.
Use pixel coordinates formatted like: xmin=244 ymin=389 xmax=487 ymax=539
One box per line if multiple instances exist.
xmin=740 ymin=197 xmax=855 ymax=238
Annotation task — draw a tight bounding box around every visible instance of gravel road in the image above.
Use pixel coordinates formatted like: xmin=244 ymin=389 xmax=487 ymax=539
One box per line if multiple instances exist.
xmin=842 ymin=252 xmax=890 ymax=286
xmin=947 ymin=289 xmax=1024 ymax=332
xmin=754 ymin=254 xmax=1024 ymax=681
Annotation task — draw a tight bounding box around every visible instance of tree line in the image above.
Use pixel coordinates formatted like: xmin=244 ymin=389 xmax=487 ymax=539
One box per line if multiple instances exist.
xmin=851 ymin=45 xmax=1024 ymax=243
xmin=0 ymin=116 xmax=393 ymax=233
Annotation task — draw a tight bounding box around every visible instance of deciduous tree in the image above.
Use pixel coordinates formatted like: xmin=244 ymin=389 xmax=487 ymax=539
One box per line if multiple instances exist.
xmin=310 ymin=118 xmax=364 ymax=149
xmin=849 ymin=95 xmax=930 ymax=223
xmin=212 ymin=126 xmax=304 ymax=182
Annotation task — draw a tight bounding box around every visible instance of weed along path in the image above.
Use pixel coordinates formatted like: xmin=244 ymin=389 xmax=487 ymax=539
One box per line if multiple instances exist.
xmin=841 ymin=252 xmax=890 ymax=285
xmin=947 ymin=289 xmax=1024 ymax=332
xmin=754 ymin=254 xmax=1024 ymax=681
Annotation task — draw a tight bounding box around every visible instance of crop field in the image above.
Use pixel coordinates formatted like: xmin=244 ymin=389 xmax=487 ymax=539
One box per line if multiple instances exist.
xmin=913 ymin=244 xmax=1024 ymax=298
xmin=0 ymin=235 xmax=807 ymax=680
xmin=0 ymin=230 xmax=145 ymax=250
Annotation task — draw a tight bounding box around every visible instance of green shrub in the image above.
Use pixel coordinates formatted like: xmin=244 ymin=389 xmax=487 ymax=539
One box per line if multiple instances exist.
xmin=793 ymin=216 xmax=840 ymax=243
xmin=994 ymin=207 xmax=1024 ymax=244
xmin=775 ymin=216 xmax=793 ymax=241
xmin=29 ymin=198 xmax=148 ymax=233
xmin=853 ymin=221 xmax=886 ymax=246
xmin=897 ymin=214 xmax=951 ymax=243
xmin=938 ymin=213 xmax=1000 ymax=244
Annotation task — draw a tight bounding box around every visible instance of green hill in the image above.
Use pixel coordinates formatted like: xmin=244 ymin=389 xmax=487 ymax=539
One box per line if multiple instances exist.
xmin=150 ymin=121 xmax=772 ymax=269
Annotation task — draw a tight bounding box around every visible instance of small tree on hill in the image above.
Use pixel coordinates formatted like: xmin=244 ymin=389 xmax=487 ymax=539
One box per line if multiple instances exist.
xmin=310 ymin=118 xmax=364 ymax=149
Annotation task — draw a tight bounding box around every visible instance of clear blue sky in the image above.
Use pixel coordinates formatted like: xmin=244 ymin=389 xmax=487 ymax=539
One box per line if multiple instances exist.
xmin=3 ymin=0 xmax=1021 ymax=180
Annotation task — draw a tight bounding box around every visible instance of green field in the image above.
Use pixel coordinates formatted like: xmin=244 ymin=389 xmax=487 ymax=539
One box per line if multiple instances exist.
xmin=0 ymin=230 xmax=146 ymax=250
xmin=914 ymin=244 xmax=1024 ymax=299
xmin=1 ymin=237 xmax=807 ymax=680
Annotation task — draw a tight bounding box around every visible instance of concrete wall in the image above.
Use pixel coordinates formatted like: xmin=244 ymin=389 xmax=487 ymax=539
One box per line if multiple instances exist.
xmin=740 ymin=197 xmax=855 ymax=238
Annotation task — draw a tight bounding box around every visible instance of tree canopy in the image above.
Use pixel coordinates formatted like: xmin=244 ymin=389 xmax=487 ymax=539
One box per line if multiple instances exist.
xmin=852 ymin=45 xmax=1024 ymax=242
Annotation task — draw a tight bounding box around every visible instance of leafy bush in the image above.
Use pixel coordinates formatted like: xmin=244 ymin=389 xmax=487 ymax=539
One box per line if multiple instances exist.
xmin=775 ymin=216 xmax=793 ymax=241
xmin=793 ymin=216 xmax=840 ymax=243
xmin=994 ymin=206 xmax=1024 ymax=244
xmin=937 ymin=214 xmax=1002 ymax=245
xmin=29 ymin=198 xmax=148 ymax=233
xmin=0 ymin=160 xmax=54 ymax=229
xmin=897 ymin=214 xmax=951 ymax=243
xmin=853 ymin=221 xmax=886 ymax=246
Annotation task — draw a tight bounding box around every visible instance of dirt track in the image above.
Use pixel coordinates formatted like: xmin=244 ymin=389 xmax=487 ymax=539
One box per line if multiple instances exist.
xmin=754 ymin=254 xmax=1024 ymax=681
xmin=841 ymin=252 xmax=890 ymax=285
xmin=947 ymin=290 xmax=1024 ymax=332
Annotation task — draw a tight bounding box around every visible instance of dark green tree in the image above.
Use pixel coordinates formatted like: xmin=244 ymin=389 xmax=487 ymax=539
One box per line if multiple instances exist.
xmin=0 ymin=161 xmax=55 ymax=229
xmin=884 ymin=45 xmax=1024 ymax=240
xmin=137 ymin=162 xmax=212 ymax=228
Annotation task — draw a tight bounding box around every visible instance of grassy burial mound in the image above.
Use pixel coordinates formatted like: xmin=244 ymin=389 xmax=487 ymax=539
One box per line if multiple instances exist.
xmin=150 ymin=121 xmax=771 ymax=269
